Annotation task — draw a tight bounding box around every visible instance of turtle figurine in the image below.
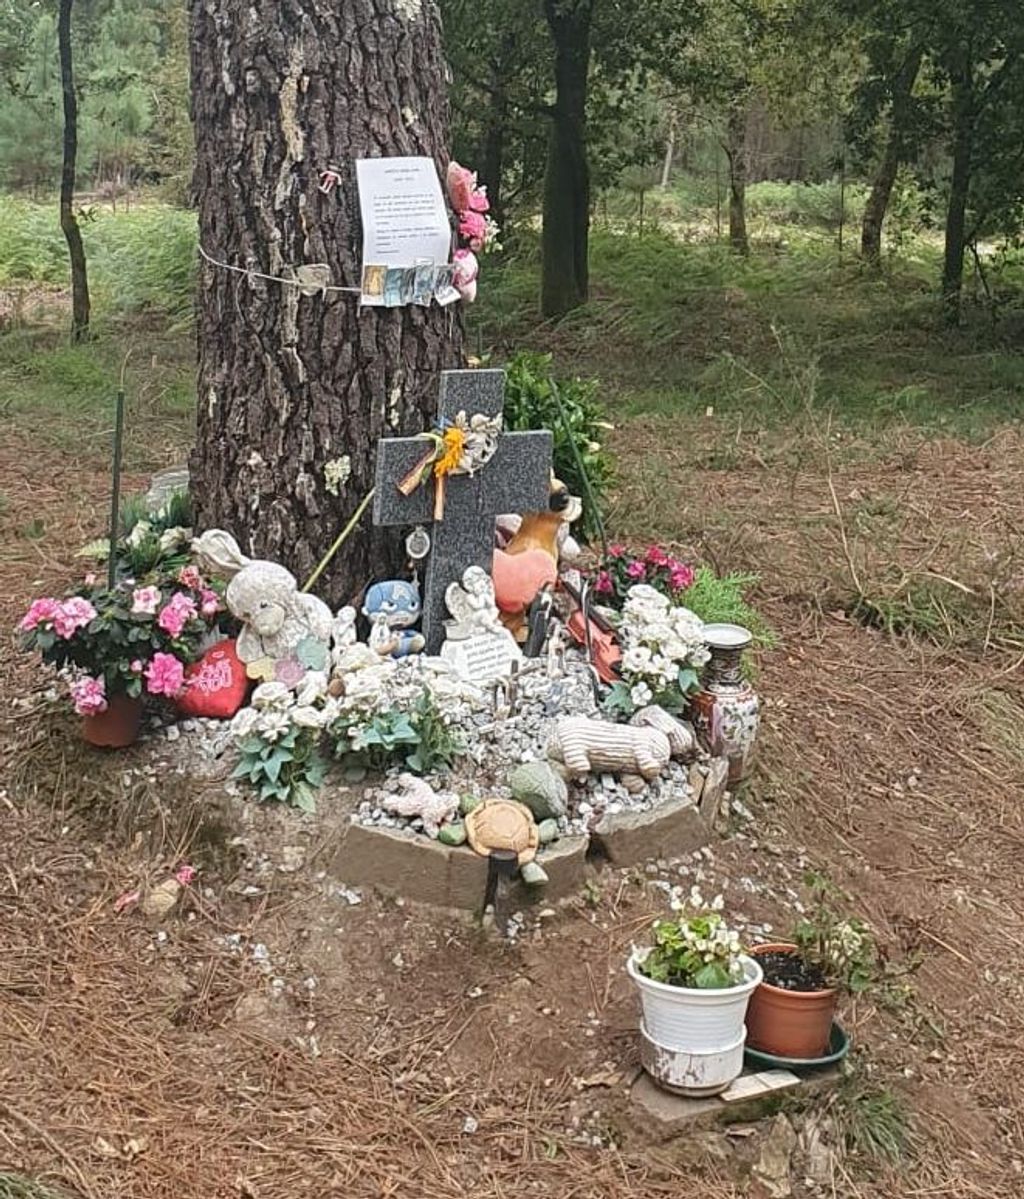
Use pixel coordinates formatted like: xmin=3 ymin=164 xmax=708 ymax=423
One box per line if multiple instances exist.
xmin=465 ymin=798 xmax=539 ymax=866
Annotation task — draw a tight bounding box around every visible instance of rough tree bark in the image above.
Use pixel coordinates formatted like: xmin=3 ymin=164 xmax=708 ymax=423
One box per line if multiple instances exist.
xmin=57 ymin=0 xmax=90 ymax=341
xmin=861 ymin=47 xmax=923 ymax=266
xmin=725 ymin=101 xmax=749 ymax=256
xmin=541 ymin=0 xmax=592 ymax=318
xmin=942 ymin=49 xmax=975 ymax=326
xmin=189 ymin=0 xmax=463 ymax=606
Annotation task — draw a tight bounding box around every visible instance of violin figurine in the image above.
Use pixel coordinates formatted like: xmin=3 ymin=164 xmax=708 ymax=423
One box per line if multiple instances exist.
xmin=561 ymin=578 xmax=621 ymax=685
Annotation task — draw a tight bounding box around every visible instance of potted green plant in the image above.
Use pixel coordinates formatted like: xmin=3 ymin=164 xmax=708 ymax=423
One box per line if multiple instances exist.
xmin=746 ymin=875 xmax=875 ymax=1059
xmin=627 ymin=890 xmax=762 ymax=1096
xmin=18 ymin=570 xmax=219 ymax=748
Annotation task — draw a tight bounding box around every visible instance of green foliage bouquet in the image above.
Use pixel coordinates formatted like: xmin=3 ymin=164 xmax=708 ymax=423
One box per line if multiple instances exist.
xmin=639 ymin=890 xmax=746 ymax=990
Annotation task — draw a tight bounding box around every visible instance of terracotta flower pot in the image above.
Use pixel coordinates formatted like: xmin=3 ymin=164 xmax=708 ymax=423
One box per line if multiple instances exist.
xmin=744 ymin=943 xmax=837 ymax=1059
xmin=82 ymin=693 xmax=144 ymax=749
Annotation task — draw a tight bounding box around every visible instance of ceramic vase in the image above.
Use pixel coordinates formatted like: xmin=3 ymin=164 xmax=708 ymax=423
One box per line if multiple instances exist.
xmin=692 ymin=623 xmax=759 ymax=785
xmin=82 ymin=693 xmax=143 ymax=749
xmin=627 ymin=950 xmax=763 ymax=1096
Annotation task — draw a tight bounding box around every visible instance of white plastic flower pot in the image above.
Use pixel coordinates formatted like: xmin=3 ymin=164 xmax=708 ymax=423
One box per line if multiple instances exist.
xmin=627 ymin=950 xmax=763 ymax=1096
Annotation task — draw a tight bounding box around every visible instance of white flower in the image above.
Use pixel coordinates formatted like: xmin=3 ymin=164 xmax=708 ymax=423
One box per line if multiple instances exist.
xmin=291 ymin=705 xmax=326 ymax=729
xmin=630 ymin=682 xmax=653 ymax=708
xmin=622 ymin=646 xmax=653 ymax=674
xmin=252 ymin=681 xmax=292 ymax=710
xmin=126 ymin=520 xmax=152 ymax=548
xmin=231 ymin=707 xmax=260 ymax=738
xmin=258 ymin=710 xmax=291 ymax=741
xmin=295 ymin=671 xmax=329 ymax=706
xmin=158 ymin=525 xmax=192 ymax=553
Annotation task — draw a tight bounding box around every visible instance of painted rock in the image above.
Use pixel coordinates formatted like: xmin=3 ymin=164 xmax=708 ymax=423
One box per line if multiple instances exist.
xmin=465 ymin=799 xmax=539 ymax=865
xmin=509 ymin=760 xmax=568 ymax=820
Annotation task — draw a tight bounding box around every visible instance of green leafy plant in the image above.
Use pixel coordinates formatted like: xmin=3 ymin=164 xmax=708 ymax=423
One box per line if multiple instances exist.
xmin=791 ymin=873 xmax=875 ymax=994
xmin=330 ymin=693 xmax=461 ymax=775
xmin=503 ymin=350 xmax=613 ymax=542
xmin=233 ymin=724 xmax=327 ymax=813
xmin=639 ymin=890 xmax=745 ymax=989
xmin=681 ymin=566 xmax=775 ymax=648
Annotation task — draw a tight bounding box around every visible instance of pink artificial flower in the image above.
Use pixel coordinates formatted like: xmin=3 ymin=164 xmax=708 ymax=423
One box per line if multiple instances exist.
xmin=446 ymin=161 xmax=476 ymax=213
xmin=646 ymin=545 xmax=669 ymax=567
xmin=53 ymin=597 xmax=97 ymax=640
xmin=178 ymin=565 xmax=203 ymax=590
xmin=626 ymin=561 xmax=647 ymax=580
xmin=199 ymin=588 xmax=220 ymax=618
xmin=70 ymin=675 xmax=107 ymax=716
xmin=452 ymin=248 xmax=479 ymax=303
xmin=145 ymin=652 xmax=185 ymax=697
xmin=458 ymin=210 xmax=487 ymax=245
xmin=130 ymin=659 xmax=144 ymax=673
xmin=608 ymin=543 xmax=625 ymax=557
xmin=19 ymin=597 xmax=61 ymax=631
xmin=132 ymin=585 xmax=162 ymax=616
xmin=595 ymin=570 xmax=613 ymax=595
xmin=157 ymin=592 xmax=198 ymax=638
xmin=670 ymin=563 xmax=696 ymax=592
xmin=468 ymin=185 xmax=490 ymax=214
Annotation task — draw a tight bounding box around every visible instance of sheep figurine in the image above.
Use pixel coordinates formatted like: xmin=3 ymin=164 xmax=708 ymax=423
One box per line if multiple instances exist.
xmin=381 ymin=774 xmax=459 ymax=839
xmin=547 ymin=716 xmax=671 ymax=782
xmin=192 ymin=529 xmax=333 ymax=687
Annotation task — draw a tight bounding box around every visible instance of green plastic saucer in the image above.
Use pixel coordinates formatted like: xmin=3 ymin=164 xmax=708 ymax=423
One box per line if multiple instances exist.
xmin=743 ymin=1021 xmax=851 ymax=1072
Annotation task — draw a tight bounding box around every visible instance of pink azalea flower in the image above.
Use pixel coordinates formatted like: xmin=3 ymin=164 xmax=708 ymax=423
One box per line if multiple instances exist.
xmin=157 ymin=592 xmax=198 ymax=638
xmin=458 ymin=210 xmax=487 ymax=244
xmin=70 ymin=675 xmax=107 ymax=716
xmin=53 ymin=597 xmax=97 ymax=639
xmin=130 ymin=659 xmax=144 ymax=673
xmin=178 ymin=565 xmax=203 ymax=590
xmin=446 ymin=161 xmax=476 ymax=213
xmin=608 ymin=543 xmax=625 ymax=558
xmin=19 ymin=597 xmax=61 ymax=631
xmin=145 ymin=652 xmax=185 ymax=697
xmin=626 ymin=561 xmax=647 ymax=580
xmin=670 ymin=564 xmax=695 ymax=591
xmin=199 ymin=588 xmax=220 ymax=617
xmin=646 ymin=545 xmax=669 ymax=567
xmin=132 ymin=585 xmax=162 ymax=616
xmin=595 ymin=570 xmax=613 ymax=595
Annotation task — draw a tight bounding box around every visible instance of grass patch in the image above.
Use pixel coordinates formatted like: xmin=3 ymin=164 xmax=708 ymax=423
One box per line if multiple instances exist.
xmin=836 ymin=1081 xmax=912 ymax=1163
xmin=471 ymin=228 xmax=1024 ymax=441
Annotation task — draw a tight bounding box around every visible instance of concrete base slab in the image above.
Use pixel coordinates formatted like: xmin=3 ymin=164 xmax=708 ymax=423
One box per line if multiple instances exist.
xmin=329 ymin=822 xmax=590 ymax=911
xmin=630 ymin=1065 xmax=842 ymax=1142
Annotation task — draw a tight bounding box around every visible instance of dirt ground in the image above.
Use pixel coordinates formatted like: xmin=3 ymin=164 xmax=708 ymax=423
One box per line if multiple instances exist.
xmin=2 ymin=400 xmax=1024 ymax=1198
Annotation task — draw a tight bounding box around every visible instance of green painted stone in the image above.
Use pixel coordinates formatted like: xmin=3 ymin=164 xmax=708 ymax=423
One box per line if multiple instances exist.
xmin=459 ymin=794 xmax=482 ymax=816
xmin=537 ymin=818 xmax=559 ymax=845
xmin=438 ymin=821 xmax=467 ymax=846
xmin=520 ymin=860 xmax=549 ymax=887
xmin=509 ymin=761 xmax=568 ymax=821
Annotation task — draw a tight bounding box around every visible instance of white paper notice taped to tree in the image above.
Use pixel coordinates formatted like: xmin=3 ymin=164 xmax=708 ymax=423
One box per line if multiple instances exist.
xmin=356 ymin=156 xmax=453 ymax=307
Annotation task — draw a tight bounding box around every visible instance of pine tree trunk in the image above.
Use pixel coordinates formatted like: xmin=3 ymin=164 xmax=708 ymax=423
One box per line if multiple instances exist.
xmin=861 ymin=47 xmax=922 ymax=266
xmin=659 ymin=112 xmax=676 ymax=190
xmin=942 ymin=53 xmax=974 ymax=326
xmin=726 ymin=102 xmax=749 ymax=256
xmin=541 ymin=0 xmax=592 ymax=318
xmin=478 ymin=69 xmax=508 ymax=228
xmin=188 ymin=0 xmax=463 ymax=606
xmin=57 ymin=0 xmax=90 ymax=342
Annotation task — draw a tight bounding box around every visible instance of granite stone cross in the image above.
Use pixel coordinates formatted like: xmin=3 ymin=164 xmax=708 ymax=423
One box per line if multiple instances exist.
xmin=373 ymin=368 xmax=552 ymax=653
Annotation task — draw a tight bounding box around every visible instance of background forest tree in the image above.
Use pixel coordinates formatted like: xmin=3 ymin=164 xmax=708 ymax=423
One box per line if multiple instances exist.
xmin=0 ymin=0 xmax=1022 ymax=325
